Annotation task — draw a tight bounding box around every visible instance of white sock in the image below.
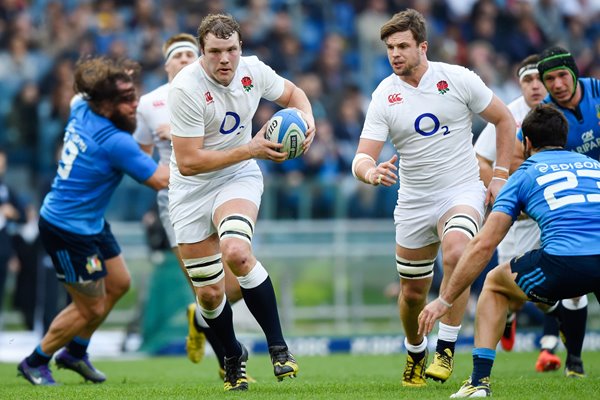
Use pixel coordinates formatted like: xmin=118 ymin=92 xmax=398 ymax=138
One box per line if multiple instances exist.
xmin=237 ymin=261 xmax=268 ymax=289
xmin=562 ymin=296 xmax=588 ymax=310
xmin=404 ymin=336 xmax=428 ymax=354
xmin=197 ymin=294 xmax=227 ymax=320
xmin=438 ymin=322 xmax=461 ymax=342
xmin=540 ymin=335 xmax=559 ymax=351
xmin=194 ymin=300 xmax=210 ymax=328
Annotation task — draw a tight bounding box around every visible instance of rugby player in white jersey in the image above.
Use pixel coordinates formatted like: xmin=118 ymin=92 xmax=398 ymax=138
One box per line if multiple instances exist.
xmin=135 ymin=33 xmax=255 ymax=381
xmin=352 ymin=9 xmax=515 ymax=387
xmin=167 ymin=14 xmax=315 ymax=392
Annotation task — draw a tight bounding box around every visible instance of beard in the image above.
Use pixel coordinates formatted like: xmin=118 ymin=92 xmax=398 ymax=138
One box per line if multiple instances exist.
xmin=111 ymin=110 xmax=137 ymax=133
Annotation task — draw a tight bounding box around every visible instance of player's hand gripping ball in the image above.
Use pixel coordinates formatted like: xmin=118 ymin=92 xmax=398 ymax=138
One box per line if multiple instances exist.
xmin=265 ymin=108 xmax=307 ymax=160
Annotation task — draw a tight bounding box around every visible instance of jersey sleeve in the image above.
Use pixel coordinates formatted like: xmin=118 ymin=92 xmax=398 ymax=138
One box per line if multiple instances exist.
xmin=474 ymin=122 xmax=497 ymax=162
xmin=462 ymin=68 xmax=493 ymax=114
xmin=133 ymin=98 xmax=153 ymax=145
xmin=360 ymin=93 xmax=389 ymax=142
xmin=106 ymin=133 xmax=158 ymax=183
xmin=491 ymin=170 xmax=530 ymax=220
xmin=168 ymin=86 xmax=205 ymax=138
xmin=253 ymin=57 xmax=285 ymax=101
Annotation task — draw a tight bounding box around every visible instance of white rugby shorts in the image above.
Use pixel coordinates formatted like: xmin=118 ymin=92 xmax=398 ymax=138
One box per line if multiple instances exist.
xmin=497 ymin=218 xmax=540 ymax=264
xmin=157 ymin=189 xmax=177 ymax=248
xmin=168 ymin=165 xmax=263 ymax=244
xmin=394 ymin=180 xmax=486 ymax=249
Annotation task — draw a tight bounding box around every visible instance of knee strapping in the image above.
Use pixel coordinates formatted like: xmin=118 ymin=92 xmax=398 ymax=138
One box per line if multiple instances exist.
xmin=183 ymin=254 xmax=224 ymax=287
xmin=218 ymin=214 xmax=255 ymax=244
xmin=442 ymin=213 xmax=479 ymax=240
xmin=396 ymin=255 xmax=436 ymax=279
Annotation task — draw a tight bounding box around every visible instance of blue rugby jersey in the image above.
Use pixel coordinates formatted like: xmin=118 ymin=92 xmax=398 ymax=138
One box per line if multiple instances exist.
xmin=493 ymin=149 xmax=600 ymax=256
xmin=41 ymin=99 xmax=158 ymax=234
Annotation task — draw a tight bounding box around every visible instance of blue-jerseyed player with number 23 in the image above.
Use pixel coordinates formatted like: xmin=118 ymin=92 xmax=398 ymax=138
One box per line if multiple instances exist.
xmin=419 ymin=104 xmax=600 ymax=398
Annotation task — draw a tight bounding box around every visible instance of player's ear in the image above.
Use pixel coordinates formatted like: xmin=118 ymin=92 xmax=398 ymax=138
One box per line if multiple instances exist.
xmin=524 ymin=136 xmax=533 ymax=157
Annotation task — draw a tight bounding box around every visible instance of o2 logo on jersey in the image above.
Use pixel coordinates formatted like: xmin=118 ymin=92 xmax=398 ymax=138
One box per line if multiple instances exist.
xmin=219 ymin=111 xmax=244 ymax=135
xmin=414 ymin=113 xmax=449 ymax=137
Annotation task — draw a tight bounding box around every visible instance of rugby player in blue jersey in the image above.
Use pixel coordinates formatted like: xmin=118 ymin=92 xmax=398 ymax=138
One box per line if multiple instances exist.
xmin=510 ymin=47 xmax=599 ymax=377
xmin=17 ymin=57 xmax=169 ymax=386
xmin=418 ymin=104 xmax=600 ymax=398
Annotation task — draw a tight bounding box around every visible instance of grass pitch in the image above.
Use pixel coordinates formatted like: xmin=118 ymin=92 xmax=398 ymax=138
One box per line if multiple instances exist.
xmin=2 ymin=351 xmax=599 ymax=399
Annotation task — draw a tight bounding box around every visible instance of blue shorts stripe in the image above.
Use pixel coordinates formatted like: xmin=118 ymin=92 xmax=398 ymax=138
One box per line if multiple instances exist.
xmin=522 ymin=275 xmax=547 ymax=295
xmin=511 ymin=249 xmax=600 ymax=304
xmin=56 ymin=250 xmax=69 ymax=282
xmin=519 ymin=268 xmax=544 ymax=293
xmin=517 ymin=267 xmax=542 ymax=288
xmin=64 ymin=251 xmax=76 ymax=283
xmin=58 ymin=250 xmax=75 ymax=283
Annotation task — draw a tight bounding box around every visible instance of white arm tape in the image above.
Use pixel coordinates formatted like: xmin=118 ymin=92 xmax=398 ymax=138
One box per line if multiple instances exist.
xmin=351 ymin=153 xmax=376 ymax=179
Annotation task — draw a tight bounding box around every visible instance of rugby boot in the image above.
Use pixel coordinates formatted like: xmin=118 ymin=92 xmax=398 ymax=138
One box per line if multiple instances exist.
xmin=500 ymin=313 xmax=517 ymax=351
xmin=402 ymin=349 xmax=428 ymax=387
xmin=185 ymin=303 xmax=206 ymax=364
xmin=17 ymin=359 xmax=57 ymax=386
xmin=219 ymin=367 xmax=256 ymax=383
xmin=223 ymin=343 xmax=249 ymax=391
xmin=535 ymin=349 xmax=561 ymax=372
xmin=55 ymin=350 xmax=106 ymax=383
xmin=425 ymin=347 xmax=454 ymax=382
xmin=269 ymin=345 xmax=299 ymax=381
xmin=450 ymin=377 xmax=491 ymax=398
xmin=564 ymin=354 xmax=585 ymax=378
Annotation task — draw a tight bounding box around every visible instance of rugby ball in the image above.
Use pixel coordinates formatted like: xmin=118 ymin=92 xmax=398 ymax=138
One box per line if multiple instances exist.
xmin=265 ymin=108 xmax=307 ymax=160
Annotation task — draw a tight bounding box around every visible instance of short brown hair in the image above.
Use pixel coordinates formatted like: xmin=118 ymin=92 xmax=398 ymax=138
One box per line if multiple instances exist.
xmin=522 ymin=104 xmax=568 ymax=149
xmin=380 ymin=8 xmax=427 ymax=44
xmin=197 ymin=14 xmax=242 ymax=49
xmin=162 ymin=33 xmax=198 ymax=56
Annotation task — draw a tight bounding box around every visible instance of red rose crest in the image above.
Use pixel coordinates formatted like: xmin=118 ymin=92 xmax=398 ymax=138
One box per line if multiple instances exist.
xmin=241 ymin=76 xmax=254 ymax=92
xmin=436 ymin=80 xmax=449 ymax=94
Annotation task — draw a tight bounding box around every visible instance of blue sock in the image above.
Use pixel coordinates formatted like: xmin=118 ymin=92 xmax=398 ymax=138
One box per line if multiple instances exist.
xmin=26 ymin=345 xmax=52 ymax=367
xmin=471 ymin=348 xmax=495 ymax=385
xmin=67 ymin=336 xmax=90 ymax=359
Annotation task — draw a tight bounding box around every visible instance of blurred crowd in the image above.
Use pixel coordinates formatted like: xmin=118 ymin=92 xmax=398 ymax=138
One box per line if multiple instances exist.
xmin=2 ymin=0 xmax=600 ymax=220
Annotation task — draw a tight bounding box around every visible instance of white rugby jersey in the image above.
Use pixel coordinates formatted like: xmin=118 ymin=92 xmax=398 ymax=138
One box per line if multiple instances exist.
xmin=361 ymin=61 xmax=492 ymax=194
xmin=474 ymin=95 xmax=528 ymax=163
xmin=134 ymin=83 xmax=172 ymax=164
xmin=168 ymin=56 xmax=285 ymax=184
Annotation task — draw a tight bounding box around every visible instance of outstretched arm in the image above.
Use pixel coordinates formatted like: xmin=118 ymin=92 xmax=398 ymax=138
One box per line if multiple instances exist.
xmin=418 ymin=212 xmax=513 ymax=335
xmin=478 ymin=95 xmax=516 ymax=205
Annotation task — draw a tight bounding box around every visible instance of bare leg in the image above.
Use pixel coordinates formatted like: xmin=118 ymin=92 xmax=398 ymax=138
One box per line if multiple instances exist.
xmin=75 ymin=255 xmax=131 ymax=339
